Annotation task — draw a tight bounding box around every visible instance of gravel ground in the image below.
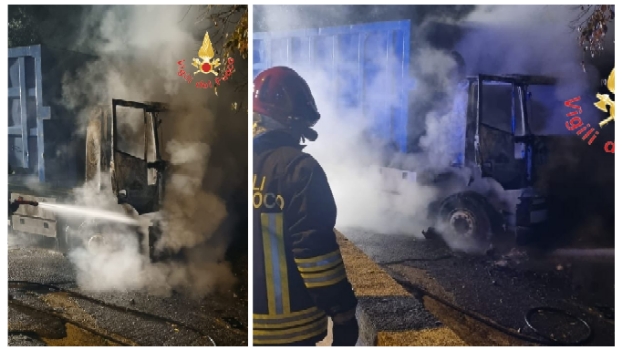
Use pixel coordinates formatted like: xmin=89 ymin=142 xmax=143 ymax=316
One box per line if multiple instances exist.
xmin=334 ymin=232 xmax=464 ymax=346
xmin=8 ymin=240 xmax=248 ymax=346
xmin=340 ymin=228 xmax=614 ymax=346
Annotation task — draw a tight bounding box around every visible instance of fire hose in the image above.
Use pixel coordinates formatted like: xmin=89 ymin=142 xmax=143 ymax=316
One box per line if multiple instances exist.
xmin=524 ymin=306 xmax=592 ymax=345
xmin=9 ymin=197 xmax=39 ymax=216
xmin=9 ymin=280 xmax=218 ymax=346
xmin=385 ymin=267 xmax=593 ymax=345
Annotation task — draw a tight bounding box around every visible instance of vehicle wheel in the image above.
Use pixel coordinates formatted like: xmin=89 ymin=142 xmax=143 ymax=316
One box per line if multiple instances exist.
xmin=436 ymin=191 xmax=494 ymax=247
xmin=76 ymin=223 xmax=131 ymax=255
xmin=86 ymin=233 xmax=110 ymax=253
xmin=57 ymin=222 xmax=86 ymax=254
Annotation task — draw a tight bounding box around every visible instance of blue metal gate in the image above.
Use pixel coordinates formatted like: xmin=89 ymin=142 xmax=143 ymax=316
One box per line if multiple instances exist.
xmin=8 ymin=45 xmax=51 ymax=182
xmin=254 ymin=20 xmax=413 ymax=152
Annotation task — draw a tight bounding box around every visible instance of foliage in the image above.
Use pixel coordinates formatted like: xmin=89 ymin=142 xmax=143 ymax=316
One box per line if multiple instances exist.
xmin=8 ymin=6 xmax=41 ymax=48
xmin=198 ymin=5 xmax=248 ymax=61
xmin=196 ymin=5 xmax=248 ymax=107
xmin=571 ymin=5 xmax=615 ymax=58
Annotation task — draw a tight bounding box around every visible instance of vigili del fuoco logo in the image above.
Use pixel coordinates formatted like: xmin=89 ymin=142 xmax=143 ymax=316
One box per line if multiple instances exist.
xmin=177 ymin=31 xmax=236 ymax=94
xmin=563 ymin=67 xmax=614 ymax=154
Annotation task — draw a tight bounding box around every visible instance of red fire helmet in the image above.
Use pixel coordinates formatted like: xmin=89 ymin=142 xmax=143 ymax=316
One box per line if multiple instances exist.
xmin=253 ymin=66 xmax=320 ymax=129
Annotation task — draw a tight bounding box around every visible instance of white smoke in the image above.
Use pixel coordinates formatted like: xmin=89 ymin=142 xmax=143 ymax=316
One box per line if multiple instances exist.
xmin=66 ymin=179 xmax=235 ymax=297
xmin=256 ymin=5 xmax=602 ymax=251
xmin=257 ymin=7 xmax=443 ymax=237
xmin=158 ymin=141 xmax=228 ymax=252
xmin=457 ymin=5 xmax=603 ymax=133
xmin=58 ymin=5 xmax=245 ymax=296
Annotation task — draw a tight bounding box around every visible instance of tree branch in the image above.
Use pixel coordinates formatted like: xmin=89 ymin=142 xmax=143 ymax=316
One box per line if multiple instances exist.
xmin=572 ymin=5 xmax=614 ymax=59
xmin=195 ymin=5 xmax=248 ymax=99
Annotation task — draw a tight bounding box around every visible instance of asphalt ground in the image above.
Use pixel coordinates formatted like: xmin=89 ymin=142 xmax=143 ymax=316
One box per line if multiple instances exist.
xmin=339 ymin=228 xmax=614 ymax=346
xmin=335 ymin=231 xmax=464 ymax=346
xmin=8 ymin=235 xmax=248 ymax=346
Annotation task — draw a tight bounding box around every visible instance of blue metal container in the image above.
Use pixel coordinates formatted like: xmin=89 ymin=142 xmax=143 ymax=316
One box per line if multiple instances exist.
xmin=254 ymin=20 xmax=414 ymax=153
xmin=8 ymin=45 xmax=94 ymax=186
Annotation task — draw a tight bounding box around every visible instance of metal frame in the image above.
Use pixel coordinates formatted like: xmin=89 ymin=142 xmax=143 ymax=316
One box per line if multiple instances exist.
xmin=111 ymin=99 xmax=167 ymax=202
xmin=8 ymin=45 xmax=51 ymax=182
xmin=471 ymin=74 xmax=556 ymax=143
xmin=470 ymin=74 xmax=556 ymax=187
xmin=111 ymin=98 xmax=166 ymax=162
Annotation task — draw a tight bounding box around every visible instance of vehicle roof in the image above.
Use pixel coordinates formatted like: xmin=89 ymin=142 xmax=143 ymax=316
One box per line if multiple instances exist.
xmin=466 ymin=74 xmax=557 ymax=85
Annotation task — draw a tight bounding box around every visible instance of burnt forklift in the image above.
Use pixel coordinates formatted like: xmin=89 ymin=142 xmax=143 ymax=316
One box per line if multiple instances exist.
xmin=411 ymin=74 xmax=555 ymax=250
xmin=63 ymin=99 xmax=170 ymax=260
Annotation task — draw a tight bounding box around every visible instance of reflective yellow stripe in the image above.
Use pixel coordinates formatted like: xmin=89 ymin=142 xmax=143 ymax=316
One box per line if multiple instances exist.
xmin=260 ymin=214 xmax=276 ymax=315
xmin=253 ymin=323 xmax=327 ymax=345
xmin=300 ymin=263 xmax=347 ymax=288
xmin=253 ymin=324 xmax=327 ymax=345
xmin=294 ymin=250 xmax=341 ymax=265
xmin=253 ymin=308 xmax=325 ymax=329
xmin=300 ymin=262 xmax=345 ymax=280
xmin=253 ymin=307 xmax=321 ymax=320
xmin=304 ymin=267 xmax=347 ymax=288
xmin=298 ymin=258 xmax=343 ymax=273
xmin=261 ymin=213 xmax=291 ymax=315
xmin=253 ymin=318 xmax=327 ymax=337
xmin=274 ymin=213 xmax=290 ymax=314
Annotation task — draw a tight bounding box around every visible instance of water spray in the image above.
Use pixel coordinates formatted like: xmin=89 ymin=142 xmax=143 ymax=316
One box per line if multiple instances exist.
xmin=37 ymin=202 xmax=140 ymax=226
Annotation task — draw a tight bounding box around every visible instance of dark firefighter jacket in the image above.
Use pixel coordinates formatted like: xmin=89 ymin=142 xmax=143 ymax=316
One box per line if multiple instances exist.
xmin=9 ymin=201 xmax=19 ymax=216
xmin=253 ymin=131 xmax=358 ymax=346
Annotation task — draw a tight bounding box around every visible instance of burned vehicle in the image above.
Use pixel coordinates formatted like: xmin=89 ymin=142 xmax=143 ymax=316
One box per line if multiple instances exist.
xmin=67 ymin=99 xmax=170 ymax=259
xmin=254 ymin=20 xmax=578 ymax=251
xmin=415 ymin=74 xmax=555 ymax=249
xmin=8 ymin=44 xmax=170 ymax=259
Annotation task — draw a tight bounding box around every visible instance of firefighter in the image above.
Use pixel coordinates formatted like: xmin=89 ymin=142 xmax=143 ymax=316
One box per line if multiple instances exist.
xmin=253 ymin=66 xmax=359 ymax=346
xmin=8 ymin=165 xmax=38 ymax=216
xmin=9 ymin=197 xmax=38 ymax=216
xmin=9 ymin=200 xmax=20 ymax=217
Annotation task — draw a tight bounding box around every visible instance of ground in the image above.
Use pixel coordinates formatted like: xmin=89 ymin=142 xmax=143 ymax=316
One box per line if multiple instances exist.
xmin=340 ymin=228 xmax=614 ymax=346
xmin=8 ymin=235 xmax=248 ymax=346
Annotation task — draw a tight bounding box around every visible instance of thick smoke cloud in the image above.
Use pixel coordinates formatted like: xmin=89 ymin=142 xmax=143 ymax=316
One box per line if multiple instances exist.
xmin=455 ymin=5 xmax=603 ymax=133
xmin=59 ymin=5 xmax=245 ymax=296
xmin=256 ymin=6 xmax=447 ymax=237
xmin=256 ymin=5 xmax=603 ymax=251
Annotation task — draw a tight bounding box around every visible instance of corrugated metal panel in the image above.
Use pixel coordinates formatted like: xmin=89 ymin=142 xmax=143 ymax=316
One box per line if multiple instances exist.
xmin=8 ymin=45 xmax=95 ymax=186
xmin=254 ymin=20 xmax=413 ymax=153
xmin=8 ymin=45 xmax=51 ymax=182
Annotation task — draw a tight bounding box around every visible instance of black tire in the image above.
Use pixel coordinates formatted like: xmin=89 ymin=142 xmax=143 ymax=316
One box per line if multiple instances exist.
xmin=436 ymin=191 xmax=494 ymax=246
xmin=57 ymin=221 xmax=85 ymax=255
